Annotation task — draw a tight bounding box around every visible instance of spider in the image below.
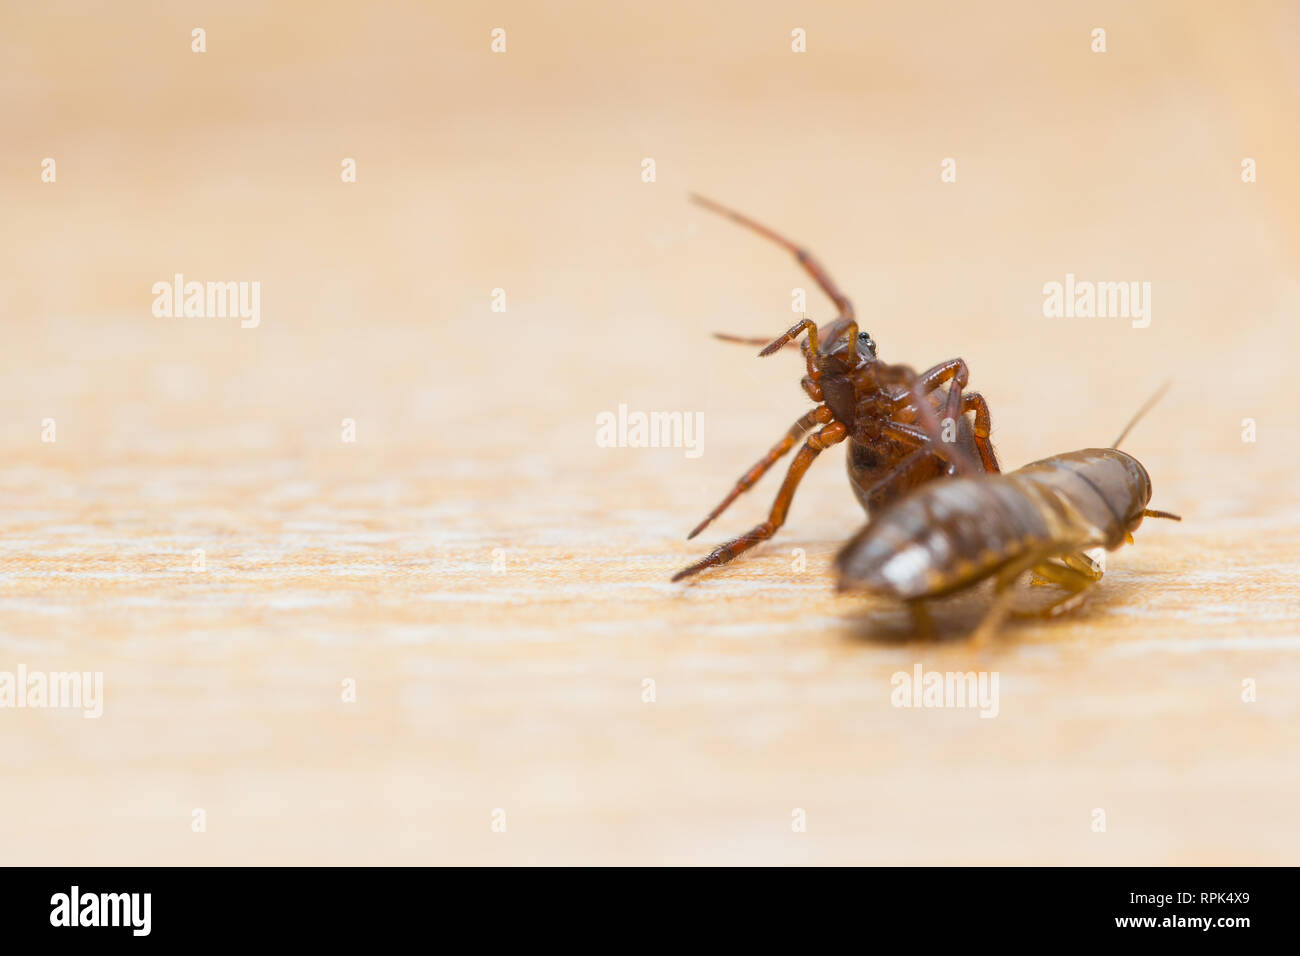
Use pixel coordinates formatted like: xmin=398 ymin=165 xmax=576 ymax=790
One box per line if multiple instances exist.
xmin=672 ymin=195 xmax=1000 ymax=581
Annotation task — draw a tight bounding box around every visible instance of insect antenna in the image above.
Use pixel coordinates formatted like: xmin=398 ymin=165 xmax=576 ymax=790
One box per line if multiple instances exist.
xmin=1112 ymin=380 xmax=1172 ymax=449
xmin=1110 ymin=381 xmax=1182 ymax=521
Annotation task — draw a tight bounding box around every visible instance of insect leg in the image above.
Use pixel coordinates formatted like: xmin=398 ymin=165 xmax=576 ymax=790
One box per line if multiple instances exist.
xmin=971 ymin=546 xmax=1095 ymax=644
xmin=969 ymin=571 xmax=1025 ymax=648
xmin=908 ymin=600 xmax=936 ymax=640
xmin=1062 ymin=550 xmax=1107 ymax=579
xmin=1013 ymin=561 xmax=1100 ymax=619
xmin=686 ymin=405 xmax=833 ymax=540
xmin=689 ymin=193 xmax=857 ymax=347
xmin=672 ymin=420 xmax=849 ymax=581
xmin=969 ymin=552 xmax=1054 ymax=647
xmin=1030 ymin=548 xmax=1106 ymax=588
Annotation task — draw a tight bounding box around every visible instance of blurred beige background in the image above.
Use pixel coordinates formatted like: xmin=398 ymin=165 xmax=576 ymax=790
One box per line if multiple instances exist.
xmin=1 ymin=1 xmax=1298 ymax=864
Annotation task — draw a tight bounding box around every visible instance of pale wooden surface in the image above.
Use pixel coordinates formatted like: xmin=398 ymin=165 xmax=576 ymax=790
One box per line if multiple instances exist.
xmin=1 ymin=1 xmax=1298 ymax=865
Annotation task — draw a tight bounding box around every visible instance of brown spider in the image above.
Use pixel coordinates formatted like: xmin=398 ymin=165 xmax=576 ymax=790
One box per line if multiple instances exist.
xmin=672 ymin=195 xmax=1000 ymax=582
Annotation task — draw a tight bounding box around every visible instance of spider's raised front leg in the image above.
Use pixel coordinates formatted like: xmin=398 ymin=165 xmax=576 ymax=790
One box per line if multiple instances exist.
xmin=689 ymin=193 xmax=857 ymax=348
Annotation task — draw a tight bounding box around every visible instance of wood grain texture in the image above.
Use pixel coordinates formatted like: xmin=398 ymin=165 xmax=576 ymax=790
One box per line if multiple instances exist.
xmin=1 ymin=1 xmax=1298 ymax=864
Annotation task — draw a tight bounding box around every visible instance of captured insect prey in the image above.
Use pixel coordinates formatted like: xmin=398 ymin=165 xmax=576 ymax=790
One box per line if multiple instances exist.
xmin=834 ymin=387 xmax=1181 ymax=645
xmin=672 ymin=194 xmax=1001 ymax=582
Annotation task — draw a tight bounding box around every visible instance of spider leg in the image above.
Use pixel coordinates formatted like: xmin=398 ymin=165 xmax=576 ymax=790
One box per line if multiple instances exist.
xmin=882 ymin=385 xmax=998 ymax=476
xmin=879 ymin=419 xmax=942 ymax=448
xmin=926 ymin=360 xmax=1000 ymax=475
xmin=690 ymin=193 xmax=856 ymax=348
xmin=873 ymin=360 xmax=982 ymax=476
xmin=687 ymin=405 xmax=832 ymax=540
xmin=673 ymin=420 xmax=849 ymax=581
xmin=759 ymin=316 xmax=822 ymax=385
xmin=713 ymin=332 xmax=798 ymax=350
xmin=960 ymin=391 xmax=1000 ymax=474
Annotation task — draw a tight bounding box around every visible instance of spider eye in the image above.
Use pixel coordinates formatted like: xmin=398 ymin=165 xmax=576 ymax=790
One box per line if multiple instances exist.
xmin=857 ymin=331 xmax=877 ymax=356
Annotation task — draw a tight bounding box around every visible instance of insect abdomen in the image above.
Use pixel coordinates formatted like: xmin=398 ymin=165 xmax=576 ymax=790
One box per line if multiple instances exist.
xmin=836 ymin=447 xmax=1154 ymax=601
xmin=835 ymin=476 xmax=1072 ymax=600
xmin=1013 ymin=448 xmax=1151 ymax=549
